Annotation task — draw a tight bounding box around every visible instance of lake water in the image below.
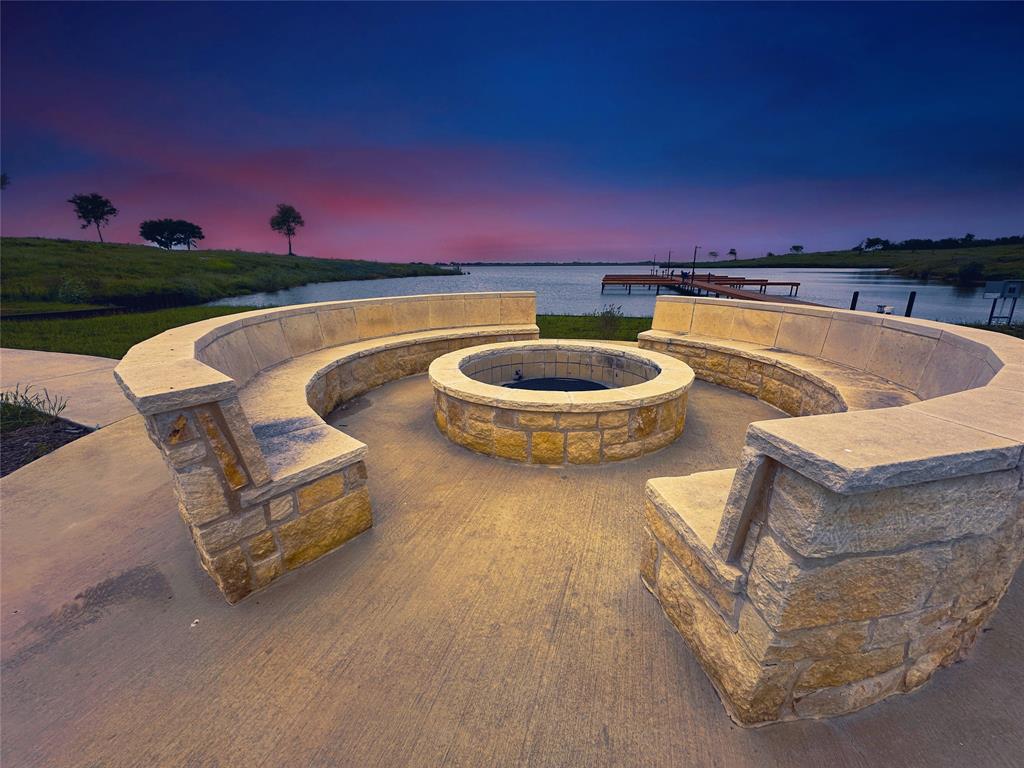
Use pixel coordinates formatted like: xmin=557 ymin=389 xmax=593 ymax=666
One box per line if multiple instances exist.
xmin=210 ymin=265 xmax=998 ymax=323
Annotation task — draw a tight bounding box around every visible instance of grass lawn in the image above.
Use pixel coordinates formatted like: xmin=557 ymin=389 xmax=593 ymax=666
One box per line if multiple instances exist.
xmin=1 ymin=306 xmax=254 ymax=359
xmin=695 ymin=243 xmax=1024 ymax=282
xmin=5 ymin=307 xmax=1020 ymax=360
xmin=1 ymin=237 xmax=457 ymax=312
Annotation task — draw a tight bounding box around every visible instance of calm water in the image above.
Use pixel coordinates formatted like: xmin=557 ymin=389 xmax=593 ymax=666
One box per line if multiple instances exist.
xmin=210 ymin=265 xmax=997 ymax=323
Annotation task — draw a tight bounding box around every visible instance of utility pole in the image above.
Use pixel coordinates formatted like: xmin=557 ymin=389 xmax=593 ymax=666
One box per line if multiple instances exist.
xmin=667 ymin=250 xmax=672 ymax=274
xmin=691 ymin=245 xmax=700 ymax=285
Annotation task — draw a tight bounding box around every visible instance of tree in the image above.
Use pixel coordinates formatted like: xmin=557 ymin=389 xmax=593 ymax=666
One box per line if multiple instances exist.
xmin=707 ymin=250 xmax=720 ymax=260
xmin=139 ymin=218 xmax=204 ymax=250
xmin=68 ymin=193 xmax=118 ymax=242
xmin=1 ymin=172 xmax=9 ymax=190
xmin=728 ymin=248 xmax=737 ymax=260
xmin=789 ymin=244 xmax=804 ymax=253
xmin=270 ymin=203 xmax=305 ymax=255
xmin=176 ymin=220 xmax=205 ymax=250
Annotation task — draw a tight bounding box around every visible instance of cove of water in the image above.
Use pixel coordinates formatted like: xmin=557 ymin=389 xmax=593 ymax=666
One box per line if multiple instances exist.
xmin=209 ymin=265 xmax=997 ymax=323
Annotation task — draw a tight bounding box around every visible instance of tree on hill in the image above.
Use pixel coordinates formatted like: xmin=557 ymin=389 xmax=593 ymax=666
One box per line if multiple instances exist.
xmin=728 ymin=248 xmax=737 ymax=260
xmin=140 ymin=218 xmax=205 ymax=250
xmin=68 ymin=193 xmax=118 ymax=242
xmin=270 ymin=203 xmax=305 ymax=255
xmin=789 ymin=244 xmax=804 ymax=253
xmin=1 ymin=172 xmax=9 ymax=190
xmin=707 ymin=250 xmax=720 ymax=260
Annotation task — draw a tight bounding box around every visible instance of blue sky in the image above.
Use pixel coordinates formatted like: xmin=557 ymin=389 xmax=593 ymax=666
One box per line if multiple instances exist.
xmin=2 ymin=2 xmax=1022 ymax=260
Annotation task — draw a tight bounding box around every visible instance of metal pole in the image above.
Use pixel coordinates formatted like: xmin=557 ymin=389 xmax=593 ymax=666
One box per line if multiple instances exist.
xmin=988 ymin=297 xmax=997 ymax=325
xmin=691 ymin=245 xmax=700 ymax=286
xmin=850 ymin=291 xmax=859 ymax=311
xmin=904 ymin=291 xmax=917 ymax=317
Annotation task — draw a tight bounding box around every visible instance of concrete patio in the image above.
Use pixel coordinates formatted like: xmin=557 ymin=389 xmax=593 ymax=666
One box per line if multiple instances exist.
xmin=2 ymin=361 xmax=1023 ymax=767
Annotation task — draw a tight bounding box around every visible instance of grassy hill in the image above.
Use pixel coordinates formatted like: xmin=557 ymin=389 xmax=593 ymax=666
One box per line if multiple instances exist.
xmin=0 ymin=237 xmax=458 ymax=314
xmin=694 ymin=243 xmax=1024 ymax=282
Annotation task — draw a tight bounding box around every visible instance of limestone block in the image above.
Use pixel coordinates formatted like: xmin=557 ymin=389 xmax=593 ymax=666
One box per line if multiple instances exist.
xmin=730 ymin=309 xmax=782 ymax=346
xmin=500 ymin=295 xmax=535 ymax=324
xmin=767 ymin=467 xmax=1020 ymax=558
xmin=747 ymin=533 xmax=944 ymax=630
xmin=248 ymin=529 xmax=278 ymax=561
xmin=281 ymin=313 xmax=325 ymax=357
xmin=354 ymin=302 xmax=396 ymax=340
xmin=493 ymin=427 xmax=528 ymax=461
xmin=603 ymin=440 xmax=642 ymax=461
xmin=796 ymin=644 xmax=905 ymax=693
xmin=603 ymin=426 xmax=628 ymax=445
xmin=243 ymin=320 xmax=292 ymax=372
xmin=391 ymin=299 xmax=431 ymax=334
xmin=927 ymin=517 xmax=1024 ymax=613
xmin=652 ymin=299 xmax=694 ymax=333
xmin=167 ymin=440 xmax=208 ymax=469
xmin=428 ymin=296 xmax=466 ymax=329
xmin=217 ymin=396 xmax=271 ymax=485
xmin=531 ymin=431 xmax=566 ymax=464
xmin=632 ymin=405 xmax=658 ymax=439
xmin=251 ymin=555 xmax=284 ymax=590
xmin=279 ymin=487 xmax=372 ymax=570
xmin=519 ymin=411 xmax=558 ymax=429
xmin=791 ymin=667 xmax=904 ymax=720
xmin=736 ymin=600 xmax=869 ymax=663
xmin=867 ymin=605 xmax=951 ymax=650
xmin=205 ymin=546 xmax=252 ymax=604
xmin=195 ymin=408 xmax=248 ymax=490
xmin=174 ymin=463 xmax=229 ymax=526
xmin=690 ymin=303 xmax=736 ymax=339
xmin=774 ymin=313 xmax=829 ymax=357
xmin=194 ymin=507 xmax=267 ymax=554
xmin=200 ymin=329 xmax=262 ymax=385
xmin=318 ymin=307 xmax=358 ymax=346
xmin=655 ymin=554 xmax=794 ymax=724
xmin=343 ymin=461 xmax=368 ymax=490
xmin=567 ymin=431 xmax=601 ymax=464
xmin=598 ymin=410 xmax=629 ymax=428
xmin=760 ymin=377 xmax=802 ymax=415
xmin=640 ymin=526 xmax=659 ymax=589
xmin=645 ymin=501 xmax=737 ymax=617
xmin=464 ymin=295 xmax=501 ymax=325
xmin=154 ymin=410 xmax=197 ymax=446
xmin=820 ymin=316 xmax=881 ymax=370
xmin=297 ymin=472 xmax=346 ymax=513
xmin=864 ymin=326 xmax=938 ymax=391
xmin=559 ymin=412 xmax=598 ymax=429
xmin=268 ymin=494 xmax=295 ymax=522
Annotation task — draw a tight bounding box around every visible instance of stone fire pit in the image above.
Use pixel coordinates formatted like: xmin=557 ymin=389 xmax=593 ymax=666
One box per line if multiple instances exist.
xmin=428 ymin=340 xmax=694 ymax=464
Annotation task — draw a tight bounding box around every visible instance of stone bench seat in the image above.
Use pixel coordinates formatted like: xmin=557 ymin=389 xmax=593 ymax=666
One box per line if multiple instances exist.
xmin=238 ymin=324 xmax=539 ymax=487
xmin=639 ymin=328 xmax=919 ymax=414
xmin=115 ymin=293 xmax=539 ymax=603
xmin=638 ymin=295 xmax=1024 ymax=725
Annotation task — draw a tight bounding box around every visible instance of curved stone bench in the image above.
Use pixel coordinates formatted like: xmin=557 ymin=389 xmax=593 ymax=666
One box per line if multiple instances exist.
xmin=637 ymin=296 xmax=1024 ymax=724
xmin=115 ymin=292 xmax=538 ymax=602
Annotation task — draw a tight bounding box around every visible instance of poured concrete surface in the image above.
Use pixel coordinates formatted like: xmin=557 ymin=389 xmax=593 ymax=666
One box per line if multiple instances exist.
xmin=0 ymin=348 xmax=134 ymax=428
xmin=2 ymin=375 xmax=1023 ymax=767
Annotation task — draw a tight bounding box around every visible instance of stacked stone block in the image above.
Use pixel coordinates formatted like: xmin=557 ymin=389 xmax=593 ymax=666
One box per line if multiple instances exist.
xmin=643 ymin=462 xmax=1024 ymax=724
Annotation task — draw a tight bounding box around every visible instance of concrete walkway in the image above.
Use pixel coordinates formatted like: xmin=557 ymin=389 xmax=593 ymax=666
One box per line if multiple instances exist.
xmin=2 ymin=374 xmax=1022 ymax=767
xmin=0 ymin=348 xmax=134 ymax=428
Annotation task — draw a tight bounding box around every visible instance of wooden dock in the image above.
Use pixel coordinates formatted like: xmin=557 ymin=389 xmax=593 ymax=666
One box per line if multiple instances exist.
xmin=601 ymin=272 xmax=816 ymax=305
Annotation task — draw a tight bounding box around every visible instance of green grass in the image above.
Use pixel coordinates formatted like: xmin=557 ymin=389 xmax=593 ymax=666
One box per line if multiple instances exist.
xmin=1 ymin=306 xmax=254 ymax=359
xmin=1 ymin=237 xmax=458 ymax=311
xmin=695 ymin=244 xmax=1024 ymax=282
xmin=0 ymin=385 xmax=69 ymax=433
xmin=0 ymin=300 xmax=114 ymax=316
xmin=5 ymin=306 xmax=1020 ymax=360
xmin=537 ymin=314 xmax=652 ymax=341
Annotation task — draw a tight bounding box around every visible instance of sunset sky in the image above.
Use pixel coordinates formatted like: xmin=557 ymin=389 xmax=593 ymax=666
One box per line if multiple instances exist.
xmin=2 ymin=2 xmax=1022 ymax=262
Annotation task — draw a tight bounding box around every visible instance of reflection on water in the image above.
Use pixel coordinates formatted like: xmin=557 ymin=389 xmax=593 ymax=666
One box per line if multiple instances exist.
xmin=210 ymin=265 xmax=996 ymax=323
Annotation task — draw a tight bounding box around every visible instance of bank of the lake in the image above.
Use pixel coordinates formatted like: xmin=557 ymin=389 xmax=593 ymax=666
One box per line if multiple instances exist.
xmin=212 ymin=264 xmax=1011 ymax=323
xmin=0 ymin=237 xmax=458 ymax=314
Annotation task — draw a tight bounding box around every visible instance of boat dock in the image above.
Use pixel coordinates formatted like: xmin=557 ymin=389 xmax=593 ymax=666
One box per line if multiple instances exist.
xmin=601 ymin=272 xmax=815 ymax=305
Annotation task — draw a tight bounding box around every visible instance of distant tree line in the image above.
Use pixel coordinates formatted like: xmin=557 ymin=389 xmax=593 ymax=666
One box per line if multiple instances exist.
xmin=853 ymin=233 xmax=1024 ymax=252
xmin=62 ymin=192 xmax=304 ymax=255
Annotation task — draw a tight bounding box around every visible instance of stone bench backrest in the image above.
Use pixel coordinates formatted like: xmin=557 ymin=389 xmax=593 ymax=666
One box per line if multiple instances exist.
xmin=648 ymin=296 xmax=1024 ymax=568
xmin=650 ymin=296 xmax=1008 ymax=399
xmin=195 ymin=293 xmax=536 ymax=388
